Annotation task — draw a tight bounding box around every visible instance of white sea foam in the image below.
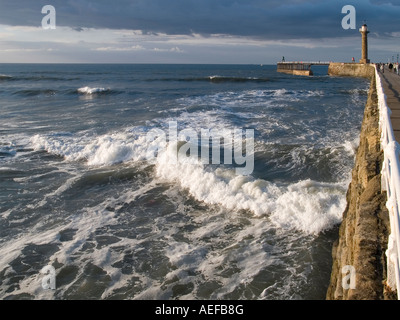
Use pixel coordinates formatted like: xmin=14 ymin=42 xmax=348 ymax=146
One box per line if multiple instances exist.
xmin=343 ymin=137 xmax=359 ymax=156
xmin=273 ymin=88 xmax=287 ymax=97
xmin=0 ymin=203 xmax=122 ymax=299
xmin=30 ymin=129 xmax=166 ymax=166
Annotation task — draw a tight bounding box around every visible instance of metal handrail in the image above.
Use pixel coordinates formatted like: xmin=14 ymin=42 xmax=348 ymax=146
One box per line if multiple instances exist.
xmin=375 ymin=65 xmax=400 ymax=299
xmin=277 ymin=61 xmax=332 ymax=65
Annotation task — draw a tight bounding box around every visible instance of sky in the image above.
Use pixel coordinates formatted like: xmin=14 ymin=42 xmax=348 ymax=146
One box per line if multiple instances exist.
xmin=0 ymin=0 xmax=399 ymax=64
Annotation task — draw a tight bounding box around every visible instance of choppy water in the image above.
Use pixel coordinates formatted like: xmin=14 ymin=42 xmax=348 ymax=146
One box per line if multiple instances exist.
xmin=0 ymin=64 xmax=368 ymax=300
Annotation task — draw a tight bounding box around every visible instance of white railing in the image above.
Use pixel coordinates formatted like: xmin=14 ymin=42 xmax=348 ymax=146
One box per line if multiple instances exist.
xmin=375 ymin=65 xmax=400 ymax=299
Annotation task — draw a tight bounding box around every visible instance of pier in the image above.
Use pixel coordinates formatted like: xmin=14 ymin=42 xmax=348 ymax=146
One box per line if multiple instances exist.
xmin=277 ymin=61 xmax=331 ymax=76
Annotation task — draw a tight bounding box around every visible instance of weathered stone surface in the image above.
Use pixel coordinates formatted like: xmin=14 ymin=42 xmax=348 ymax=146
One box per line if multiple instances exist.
xmin=326 ymin=73 xmax=394 ymax=300
xmin=328 ymin=63 xmax=375 ymax=79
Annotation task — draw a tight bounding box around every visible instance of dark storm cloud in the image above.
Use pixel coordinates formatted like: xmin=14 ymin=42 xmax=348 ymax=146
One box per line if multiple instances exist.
xmin=370 ymin=0 xmax=400 ymax=5
xmin=0 ymin=0 xmax=399 ymax=39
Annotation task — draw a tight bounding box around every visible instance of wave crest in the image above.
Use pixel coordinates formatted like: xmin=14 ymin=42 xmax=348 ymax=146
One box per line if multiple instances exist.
xmin=77 ymin=86 xmax=111 ymax=95
xmin=0 ymin=74 xmax=12 ymax=80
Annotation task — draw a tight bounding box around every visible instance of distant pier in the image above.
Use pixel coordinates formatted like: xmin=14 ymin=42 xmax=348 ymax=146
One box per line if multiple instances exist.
xmin=277 ymin=61 xmax=331 ymax=76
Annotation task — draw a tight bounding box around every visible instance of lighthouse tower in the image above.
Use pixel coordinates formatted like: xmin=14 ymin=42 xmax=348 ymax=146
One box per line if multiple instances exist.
xmin=359 ymin=24 xmax=370 ymax=64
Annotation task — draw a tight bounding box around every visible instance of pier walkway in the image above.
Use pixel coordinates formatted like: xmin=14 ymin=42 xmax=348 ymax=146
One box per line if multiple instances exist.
xmin=379 ymin=67 xmax=400 ymax=142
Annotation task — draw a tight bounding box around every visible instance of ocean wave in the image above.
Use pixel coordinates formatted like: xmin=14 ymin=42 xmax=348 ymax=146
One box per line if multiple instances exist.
xmin=155 ymin=142 xmax=345 ymax=235
xmin=145 ymin=76 xmax=271 ymax=83
xmin=208 ymin=75 xmax=271 ymax=83
xmin=271 ymin=88 xmax=324 ymax=98
xmin=24 ymin=76 xmax=80 ymax=81
xmin=0 ymin=74 xmax=12 ymax=80
xmin=13 ymin=89 xmax=58 ymax=97
xmin=77 ymin=86 xmax=111 ymax=95
xmin=177 ymin=88 xmax=325 ymax=111
xmin=76 ymin=86 xmax=122 ymax=96
xmin=0 ymin=145 xmax=16 ymax=157
xmin=339 ymin=88 xmax=369 ymax=96
xmin=1 ymin=75 xmax=81 ymax=82
xmin=29 ymin=129 xmax=162 ymax=166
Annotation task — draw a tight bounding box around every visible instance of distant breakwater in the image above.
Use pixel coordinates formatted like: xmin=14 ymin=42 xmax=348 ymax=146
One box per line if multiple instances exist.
xmin=328 ymin=63 xmax=375 ymax=79
xmin=326 ymin=63 xmax=396 ymax=299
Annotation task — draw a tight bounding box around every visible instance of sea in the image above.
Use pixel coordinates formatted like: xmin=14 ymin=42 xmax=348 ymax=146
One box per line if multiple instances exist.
xmin=0 ymin=64 xmax=369 ymax=300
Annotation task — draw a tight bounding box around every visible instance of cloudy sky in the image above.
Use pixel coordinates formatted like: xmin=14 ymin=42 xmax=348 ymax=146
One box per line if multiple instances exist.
xmin=0 ymin=0 xmax=399 ymax=64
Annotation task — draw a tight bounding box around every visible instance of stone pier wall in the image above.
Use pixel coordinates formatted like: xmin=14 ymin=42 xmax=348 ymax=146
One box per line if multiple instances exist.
xmin=328 ymin=63 xmax=375 ymax=79
xmin=326 ymin=68 xmax=396 ymax=300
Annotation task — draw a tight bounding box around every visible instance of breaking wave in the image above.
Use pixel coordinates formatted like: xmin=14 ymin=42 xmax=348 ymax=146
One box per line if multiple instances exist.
xmin=0 ymin=74 xmax=12 ymax=80
xmin=77 ymin=87 xmax=113 ymax=95
xmin=30 ymin=127 xmax=347 ymax=235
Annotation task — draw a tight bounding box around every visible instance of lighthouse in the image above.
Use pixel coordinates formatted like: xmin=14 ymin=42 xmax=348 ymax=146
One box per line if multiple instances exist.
xmin=359 ymin=24 xmax=370 ymax=64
